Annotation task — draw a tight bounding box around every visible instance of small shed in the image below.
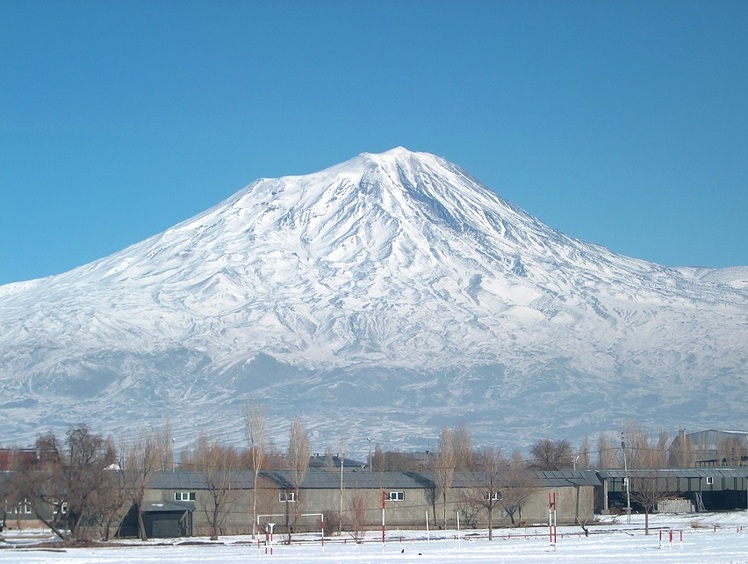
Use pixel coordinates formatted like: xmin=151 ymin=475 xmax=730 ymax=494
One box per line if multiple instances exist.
xmin=118 ymin=500 xmax=194 ymax=538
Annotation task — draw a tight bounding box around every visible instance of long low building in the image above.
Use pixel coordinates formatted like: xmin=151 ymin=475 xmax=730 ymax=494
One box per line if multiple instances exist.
xmin=598 ymin=468 xmax=748 ymax=513
xmin=124 ymin=468 xmax=600 ymax=538
xmin=7 ymin=466 xmax=748 ymax=538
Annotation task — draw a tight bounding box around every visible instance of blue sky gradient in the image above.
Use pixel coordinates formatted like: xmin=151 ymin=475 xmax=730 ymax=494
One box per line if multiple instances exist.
xmin=2 ymin=1 xmax=747 ymax=285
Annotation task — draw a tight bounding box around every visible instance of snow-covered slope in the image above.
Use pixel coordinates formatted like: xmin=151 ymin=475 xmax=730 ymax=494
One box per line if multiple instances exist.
xmin=1 ymin=148 xmax=746 ymax=451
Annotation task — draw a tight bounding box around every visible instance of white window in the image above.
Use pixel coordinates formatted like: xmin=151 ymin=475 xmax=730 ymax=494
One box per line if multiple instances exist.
xmin=388 ymin=491 xmax=404 ymax=501
xmin=14 ymin=499 xmax=31 ymax=514
xmin=706 ymin=476 xmax=714 ymax=485
xmin=484 ymin=491 xmax=501 ymax=501
xmin=174 ymin=492 xmax=196 ymax=501
xmin=279 ymin=492 xmax=297 ymax=503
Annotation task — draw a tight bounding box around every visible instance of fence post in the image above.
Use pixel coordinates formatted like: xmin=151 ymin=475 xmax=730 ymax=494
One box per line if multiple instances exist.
xmin=548 ymin=493 xmax=558 ymax=549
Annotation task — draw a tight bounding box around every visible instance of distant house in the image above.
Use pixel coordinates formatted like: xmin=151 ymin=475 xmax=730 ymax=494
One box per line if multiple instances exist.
xmin=669 ymin=429 xmax=748 ymax=467
xmin=0 ymin=448 xmax=37 ymax=471
xmin=598 ymin=467 xmax=748 ymax=513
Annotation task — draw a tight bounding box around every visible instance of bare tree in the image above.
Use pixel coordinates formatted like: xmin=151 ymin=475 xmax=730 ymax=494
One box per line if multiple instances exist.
xmin=118 ymin=429 xmax=161 ymax=540
xmin=244 ymin=403 xmax=268 ymax=538
xmin=669 ymin=431 xmax=696 ymax=467
xmin=622 ymin=424 xmax=669 ymax=469
xmin=529 ymin=438 xmax=572 ymax=470
xmin=595 ymin=432 xmax=618 ymax=468
xmin=577 ymin=436 xmax=591 ymax=469
xmin=64 ymin=426 xmax=118 ymax=540
xmin=371 ymin=443 xmax=385 ymax=472
xmin=434 ymin=426 xmax=456 ymax=529
xmin=718 ymin=435 xmax=747 ymax=466
xmin=500 ymin=451 xmax=536 ymax=526
xmin=630 ymin=469 xmax=676 ymax=535
xmin=349 ymin=492 xmax=368 ymax=542
xmin=622 ymin=425 xmax=673 ymax=535
xmin=452 ymin=421 xmax=473 ymax=471
xmin=13 ymin=426 xmax=116 ymax=542
xmin=189 ymin=433 xmax=241 ymax=540
xmin=156 ymin=419 xmax=174 ymax=471
xmin=95 ymin=477 xmax=129 ymax=542
xmin=337 ymin=437 xmax=345 ymax=536
xmin=324 ymin=445 xmax=335 ymax=471
xmin=461 ymin=446 xmax=504 ymax=540
xmin=9 ymin=433 xmax=68 ymax=541
xmin=286 ymin=418 xmax=310 ymax=541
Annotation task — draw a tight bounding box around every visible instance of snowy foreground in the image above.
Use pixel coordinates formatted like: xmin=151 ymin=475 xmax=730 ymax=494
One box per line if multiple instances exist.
xmin=3 ymin=512 xmax=748 ymax=563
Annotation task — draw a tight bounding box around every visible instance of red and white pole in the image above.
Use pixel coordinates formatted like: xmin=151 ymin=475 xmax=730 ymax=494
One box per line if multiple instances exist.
xmin=381 ymin=490 xmax=386 ymax=543
xmin=548 ymin=493 xmax=558 ymax=547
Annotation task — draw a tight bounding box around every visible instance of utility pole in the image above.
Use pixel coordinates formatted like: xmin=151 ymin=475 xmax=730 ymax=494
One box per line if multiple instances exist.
xmin=367 ymin=438 xmax=372 ymax=472
xmin=339 ymin=449 xmax=344 ymax=535
xmin=621 ymin=433 xmax=631 ymax=524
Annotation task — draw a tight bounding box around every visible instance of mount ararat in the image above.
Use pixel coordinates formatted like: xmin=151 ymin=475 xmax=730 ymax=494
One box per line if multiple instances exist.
xmin=1 ymin=148 xmax=747 ymax=452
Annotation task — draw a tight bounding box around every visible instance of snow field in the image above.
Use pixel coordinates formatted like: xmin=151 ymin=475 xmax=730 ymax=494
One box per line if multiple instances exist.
xmin=3 ymin=512 xmax=748 ymax=563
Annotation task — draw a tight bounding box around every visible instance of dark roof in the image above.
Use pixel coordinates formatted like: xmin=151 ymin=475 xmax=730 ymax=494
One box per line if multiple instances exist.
xmin=598 ymin=468 xmax=748 ymax=480
xmin=148 ymin=468 xmax=606 ymax=491
xmin=143 ymin=500 xmax=194 ymax=513
xmin=300 ymin=470 xmax=426 ymax=489
xmin=149 ymin=470 xmax=256 ymax=490
xmin=533 ymin=469 xmax=602 ymax=487
xmin=416 ymin=470 xmax=601 ymax=488
xmin=308 ymin=455 xmax=367 ymax=469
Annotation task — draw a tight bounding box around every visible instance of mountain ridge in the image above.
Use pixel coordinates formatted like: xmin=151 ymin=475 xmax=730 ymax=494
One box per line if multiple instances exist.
xmin=1 ymin=148 xmax=746 ymax=450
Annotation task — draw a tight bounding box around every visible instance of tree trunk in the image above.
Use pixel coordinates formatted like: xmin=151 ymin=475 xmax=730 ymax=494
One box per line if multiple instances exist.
xmin=252 ymin=484 xmax=257 ymax=539
xmin=137 ymin=504 xmax=148 ymax=541
xmin=487 ymin=507 xmax=493 ymax=540
xmin=211 ymin=501 xmax=220 ymax=540
xmin=442 ymin=491 xmax=447 ymax=529
xmin=284 ymin=497 xmax=291 ymax=544
xmin=70 ymin=511 xmax=83 ymax=541
xmin=36 ymin=511 xmax=68 ymax=542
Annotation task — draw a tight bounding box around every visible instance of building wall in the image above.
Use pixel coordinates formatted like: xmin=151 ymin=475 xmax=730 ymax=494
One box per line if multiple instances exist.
xmin=143 ymin=483 xmax=596 ymax=536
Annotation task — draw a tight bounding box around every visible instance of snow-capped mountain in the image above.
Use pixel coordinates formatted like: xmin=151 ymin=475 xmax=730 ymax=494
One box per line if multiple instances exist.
xmin=1 ymin=147 xmax=747 ymax=452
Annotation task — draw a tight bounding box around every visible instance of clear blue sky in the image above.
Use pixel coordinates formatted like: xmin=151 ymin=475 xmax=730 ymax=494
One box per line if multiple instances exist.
xmin=2 ymin=0 xmax=747 ymax=285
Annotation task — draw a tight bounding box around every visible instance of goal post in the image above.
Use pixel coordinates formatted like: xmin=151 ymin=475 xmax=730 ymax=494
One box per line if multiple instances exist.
xmin=257 ymin=512 xmax=325 ymax=544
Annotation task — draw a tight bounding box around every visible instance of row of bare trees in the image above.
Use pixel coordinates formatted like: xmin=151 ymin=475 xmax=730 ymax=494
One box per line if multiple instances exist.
xmin=366 ymin=428 xmax=683 ymax=474
xmin=3 ymin=414 xmax=723 ymax=543
xmin=0 ymin=408 xmax=309 ymax=543
xmin=6 ymin=427 xmax=113 ymax=541
xmin=2 ymin=423 xmax=178 ymax=543
xmin=408 ymin=423 xmax=541 ymax=537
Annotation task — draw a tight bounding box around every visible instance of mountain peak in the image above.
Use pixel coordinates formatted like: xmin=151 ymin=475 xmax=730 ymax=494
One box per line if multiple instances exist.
xmin=321 ymin=146 xmax=440 ymax=181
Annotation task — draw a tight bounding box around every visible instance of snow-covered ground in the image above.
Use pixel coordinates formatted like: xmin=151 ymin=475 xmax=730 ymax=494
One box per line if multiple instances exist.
xmin=3 ymin=512 xmax=748 ymax=563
